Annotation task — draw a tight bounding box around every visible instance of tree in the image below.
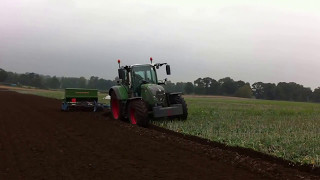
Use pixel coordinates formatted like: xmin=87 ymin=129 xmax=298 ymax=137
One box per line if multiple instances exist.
xmin=61 ymin=77 xmax=81 ymax=88
xmin=87 ymin=76 xmax=99 ymax=89
xmin=252 ymin=82 xmax=276 ymax=100
xmin=252 ymin=82 xmax=264 ymax=99
xmin=18 ymin=73 xmax=44 ymax=88
xmin=302 ymin=87 xmax=312 ymax=102
xmin=5 ymin=72 xmax=20 ymax=84
xmin=202 ymin=77 xmax=212 ymax=95
xmin=47 ymin=76 xmax=60 ymax=89
xmin=175 ymin=82 xmax=186 ymax=93
xmin=96 ymin=78 xmax=116 ymax=91
xmin=184 ymin=82 xmax=194 ymax=94
xmin=163 ymin=81 xmax=175 ymax=92
xmin=263 ymin=83 xmax=276 ymax=100
xmin=78 ymin=77 xmax=87 ymax=88
xmin=105 ymin=79 xmax=116 ymax=90
xmin=234 ymin=85 xmax=253 ymax=98
xmin=312 ymin=87 xmax=320 ymax=102
xmin=194 ymin=78 xmax=205 ymax=95
xmin=207 ymin=79 xmax=220 ymax=95
xmin=218 ymin=77 xmax=237 ymax=95
xmin=0 ymin=68 xmax=8 ymax=82
xmin=203 ymin=77 xmax=220 ymax=95
xmin=275 ymin=82 xmax=310 ymax=101
xmin=235 ymin=80 xmax=246 ymax=89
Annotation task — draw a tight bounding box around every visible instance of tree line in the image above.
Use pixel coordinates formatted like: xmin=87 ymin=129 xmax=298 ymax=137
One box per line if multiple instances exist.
xmin=0 ymin=68 xmax=116 ymax=91
xmin=1 ymin=68 xmax=320 ymax=102
xmin=164 ymin=77 xmax=320 ymax=103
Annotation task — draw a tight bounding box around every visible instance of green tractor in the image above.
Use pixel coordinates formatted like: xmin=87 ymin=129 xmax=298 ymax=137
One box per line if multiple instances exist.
xmin=109 ymin=58 xmax=188 ymax=127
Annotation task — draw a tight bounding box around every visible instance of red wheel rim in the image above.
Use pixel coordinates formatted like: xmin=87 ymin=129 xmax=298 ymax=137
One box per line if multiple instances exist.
xmin=111 ymin=98 xmax=119 ymax=119
xmin=130 ymin=107 xmax=137 ymax=124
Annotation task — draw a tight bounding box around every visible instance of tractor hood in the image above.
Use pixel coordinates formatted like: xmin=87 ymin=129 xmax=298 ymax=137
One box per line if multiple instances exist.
xmin=141 ymin=84 xmax=166 ymax=105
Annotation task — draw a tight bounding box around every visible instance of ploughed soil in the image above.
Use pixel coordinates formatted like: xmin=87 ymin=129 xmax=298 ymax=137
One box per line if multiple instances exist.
xmin=0 ymin=90 xmax=319 ymax=179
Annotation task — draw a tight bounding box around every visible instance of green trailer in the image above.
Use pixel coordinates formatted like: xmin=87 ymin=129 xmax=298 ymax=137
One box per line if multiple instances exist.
xmin=61 ymin=88 xmax=103 ymax=112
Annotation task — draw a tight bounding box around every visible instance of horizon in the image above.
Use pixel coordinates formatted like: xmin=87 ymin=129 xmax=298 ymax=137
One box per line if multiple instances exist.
xmin=1 ymin=67 xmax=318 ymax=90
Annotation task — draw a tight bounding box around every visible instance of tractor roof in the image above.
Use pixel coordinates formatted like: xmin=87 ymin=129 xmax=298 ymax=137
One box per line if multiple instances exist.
xmin=120 ymin=63 xmax=167 ymax=70
xmin=120 ymin=64 xmax=153 ymax=69
xmin=130 ymin=64 xmax=153 ymax=67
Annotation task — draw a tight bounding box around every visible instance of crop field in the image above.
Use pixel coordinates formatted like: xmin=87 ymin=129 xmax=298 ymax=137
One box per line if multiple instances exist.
xmin=3 ymin=85 xmax=319 ymax=167
xmin=10 ymin=89 xmax=318 ymax=179
xmin=153 ymin=97 xmax=320 ymax=166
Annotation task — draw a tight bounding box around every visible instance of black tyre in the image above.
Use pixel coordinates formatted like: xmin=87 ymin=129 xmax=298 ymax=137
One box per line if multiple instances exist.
xmin=61 ymin=102 xmax=69 ymax=112
xmin=93 ymin=101 xmax=103 ymax=112
xmin=128 ymin=99 xmax=149 ymax=127
xmin=171 ymin=95 xmax=188 ymax=120
xmin=110 ymin=91 xmax=124 ymax=120
xmin=93 ymin=101 xmax=98 ymax=112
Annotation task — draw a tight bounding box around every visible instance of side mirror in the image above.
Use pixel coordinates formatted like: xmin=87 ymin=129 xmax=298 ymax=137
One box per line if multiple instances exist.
xmin=117 ymin=79 xmax=122 ymax=84
xmin=166 ymin=65 xmax=171 ymax=75
xmin=118 ymin=69 xmax=125 ymax=80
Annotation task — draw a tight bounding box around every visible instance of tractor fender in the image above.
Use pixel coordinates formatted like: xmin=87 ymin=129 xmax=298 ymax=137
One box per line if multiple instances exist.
xmin=109 ymin=86 xmax=128 ymax=100
xmin=168 ymin=92 xmax=182 ymax=96
xmin=167 ymin=92 xmax=183 ymax=99
xmin=128 ymin=97 xmax=143 ymax=101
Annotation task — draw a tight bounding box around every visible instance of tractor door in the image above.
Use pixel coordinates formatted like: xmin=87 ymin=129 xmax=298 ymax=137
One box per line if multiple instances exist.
xmin=132 ymin=69 xmax=145 ymax=96
xmin=131 ymin=65 xmax=157 ymax=96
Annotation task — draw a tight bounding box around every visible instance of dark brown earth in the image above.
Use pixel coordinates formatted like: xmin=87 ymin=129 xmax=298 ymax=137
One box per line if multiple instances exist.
xmin=0 ymin=90 xmax=319 ymax=179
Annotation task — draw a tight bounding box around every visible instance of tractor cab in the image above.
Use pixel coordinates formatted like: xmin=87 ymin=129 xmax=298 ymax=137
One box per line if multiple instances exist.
xmin=117 ymin=58 xmax=170 ymax=97
xmin=131 ymin=65 xmax=158 ymax=96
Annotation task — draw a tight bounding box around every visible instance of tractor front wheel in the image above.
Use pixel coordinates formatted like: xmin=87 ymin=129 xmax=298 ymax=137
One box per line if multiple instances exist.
xmin=111 ymin=91 xmax=124 ymax=120
xmin=171 ymin=95 xmax=188 ymax=120
xmin=128 ymin=99 xmax=149 ymax=127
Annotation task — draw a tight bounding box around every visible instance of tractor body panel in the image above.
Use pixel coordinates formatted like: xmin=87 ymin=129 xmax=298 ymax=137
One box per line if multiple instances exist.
xmin=141 ymin=84 xmax=166 ymax=106
xmin=153 ymin=104 xmax=183 ymax=118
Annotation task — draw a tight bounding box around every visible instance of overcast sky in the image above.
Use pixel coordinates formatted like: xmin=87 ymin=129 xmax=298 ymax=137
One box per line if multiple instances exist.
xmin=1 ymin=0 xmax=320 ymax=88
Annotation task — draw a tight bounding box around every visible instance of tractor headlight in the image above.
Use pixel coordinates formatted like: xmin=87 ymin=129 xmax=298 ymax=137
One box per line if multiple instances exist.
xmin=156 ymin=91 xmax=165 ymax=104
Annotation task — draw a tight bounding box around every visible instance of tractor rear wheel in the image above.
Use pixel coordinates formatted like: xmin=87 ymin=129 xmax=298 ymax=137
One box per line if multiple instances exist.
xmin=128 ymin=99 xmax=149 ymax=127
xmin=111 ymin=91 xmax=124 ymax=120
xmin=171 ymin=95 xmax=188 ymax=120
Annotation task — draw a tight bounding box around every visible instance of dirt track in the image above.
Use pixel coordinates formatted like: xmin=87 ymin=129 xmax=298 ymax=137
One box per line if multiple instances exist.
xmin=0 ymin=90 xmax=319 ymax=179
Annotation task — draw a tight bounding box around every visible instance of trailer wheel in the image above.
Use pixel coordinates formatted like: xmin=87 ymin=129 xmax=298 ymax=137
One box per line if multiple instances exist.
xmin=93 ymin=104 xmax=97 ymax=112
xmin=61 ymin=102 xmax=69 ymax=112
xmin=93 ymin=101 xmax=103 ymax=112
xmin=128 ymin=99 xmax=149 ymax=127
xmin=111 ymin=91 xmax=124 ymax=120
xmin=170 ymin=95 xmax=188 ymax=120
xmin=93 ymin=102 xmax=99 ymax=112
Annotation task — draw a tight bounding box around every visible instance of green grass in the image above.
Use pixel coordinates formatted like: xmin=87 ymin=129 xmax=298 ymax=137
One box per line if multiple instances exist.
xmin=152 ymin=97 xmax=320 ymax=166
xmin=17 ymin=90 xmax=65 ymax=99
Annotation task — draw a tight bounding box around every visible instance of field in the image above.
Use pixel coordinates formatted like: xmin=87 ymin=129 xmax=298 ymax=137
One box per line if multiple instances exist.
xmin=0 ymin=88 xmax=271 ymax=179
xmin=1 ymin=86 xmax=320 ymax=179
xmin=154 ymin=97 xmax=320 ymax=166
xmin=2 ymin=85 xmax=320 ymax=166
